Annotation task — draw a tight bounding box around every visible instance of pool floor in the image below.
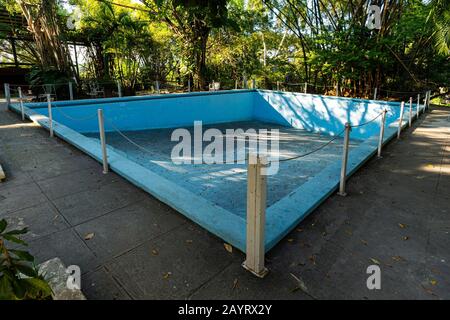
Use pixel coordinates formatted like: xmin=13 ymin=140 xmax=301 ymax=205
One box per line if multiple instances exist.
xmin=85 ymin=121 xmax=362 ymax=217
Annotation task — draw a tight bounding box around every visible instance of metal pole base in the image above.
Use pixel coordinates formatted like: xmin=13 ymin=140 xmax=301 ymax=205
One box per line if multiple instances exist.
xmin=241 ymin=262 xmax=269 ymax=278
xmin=337 ymin=191 xmax=347 ymax=197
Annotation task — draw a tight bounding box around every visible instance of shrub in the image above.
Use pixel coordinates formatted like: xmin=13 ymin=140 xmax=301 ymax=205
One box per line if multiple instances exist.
xmin=0 ymin=219 xmax=52 ymax=300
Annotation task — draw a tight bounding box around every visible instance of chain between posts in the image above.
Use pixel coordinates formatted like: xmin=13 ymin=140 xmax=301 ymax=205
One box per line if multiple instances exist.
xmin=279 ymin=110 xmax=385 ymax=163
xmin=278 ymin=131 xmax=345 ymax=162
xmin=105 ymin=118 xmax=156 ymax=155
xmin=105 ymin=117 xmax=252 ymax=163
xmin=104 ymin=109 xmax=386 ymax=166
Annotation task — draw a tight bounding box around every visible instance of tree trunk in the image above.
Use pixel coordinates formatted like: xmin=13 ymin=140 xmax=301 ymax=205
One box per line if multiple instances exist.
xmin=18 ymin=0 xmax=73 ymax=76
xmin=192 ymin=25 xmax=210 ymax=90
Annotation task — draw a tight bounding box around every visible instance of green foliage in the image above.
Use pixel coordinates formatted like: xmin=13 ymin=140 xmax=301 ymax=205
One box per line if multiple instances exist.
xmin=0 ymin=219 xmax=53 ymax=300
xmin=1 ymin=0 xmax=448 ymax=94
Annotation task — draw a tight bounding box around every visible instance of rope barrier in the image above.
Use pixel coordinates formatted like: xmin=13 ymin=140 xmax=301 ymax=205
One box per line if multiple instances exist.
xmin=279 ymin=129 xmax=345 ymax=162
xmin=105 ymin=117 xmax=250 ymax=164
xmin=278 ymin=109 xmax=385 ymax=162
xmin=105 ymin=118 xmax=156 ymax=155
xmin=104 ymin=108 xmax=386 ymax=165
xmin=55 ymin=107 xmax=98 ymax=121
xmin=349 ymin=111 xmax=384 ymax=128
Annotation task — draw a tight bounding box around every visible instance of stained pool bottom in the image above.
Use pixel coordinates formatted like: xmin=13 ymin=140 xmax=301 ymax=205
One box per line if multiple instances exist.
xmin=85 ymin=121 xmax=362 ymax=217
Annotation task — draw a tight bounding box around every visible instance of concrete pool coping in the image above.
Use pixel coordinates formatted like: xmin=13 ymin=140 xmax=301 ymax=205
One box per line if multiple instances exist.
xmin=8 ymin=94 xmax=419 ymax=253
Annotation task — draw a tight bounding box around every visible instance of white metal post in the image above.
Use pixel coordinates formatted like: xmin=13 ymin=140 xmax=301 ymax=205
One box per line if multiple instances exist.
xmin=409 ymin=97 xmax=413 ymax=127
xmin=117 ymin=80 xmax=122 ymax=97
xmin=427 ymin=90 xmax=432 ymax=110
xmin=338 ymin=123 xmax=351 ymax=196
xmin=235 ymin=79 xmax=238 ymax=90
xmin=422 ymin=93 xmax=427 ymax=114
xmin=373 ymin=87 xmax=377 ymax=100
xmin=242 ymin=153 xmax=268 ymax=278
xmin=304 ymin=82 xmax=307 ymax=94
xmin=97 ymin=109 xmax=108 ymax=174
xmin=69 ymin=82 xmax=74 ymax=100
xmin=4 ymin=83 xmax=10 ymax=106
xmin=377 ymin=109 xmax=387 ymax=158
xmin=397 ymin=101 xmax=405 ymax=139
xmin=18 ymin=87 xmax=24 ymax=121
xmin=416 ymin=94 xmax=420 ymax=119
xmin=47 ymin=94 xmax=54 ymax=137
xmin=155 ymin=80 xmax=160 ymax=94
xmin=276 ymin=81 xmax=280 ymax=91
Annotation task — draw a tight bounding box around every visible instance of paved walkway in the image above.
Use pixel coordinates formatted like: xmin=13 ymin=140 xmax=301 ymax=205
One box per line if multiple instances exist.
xmin=0 ymin=101 xmax=448 ymax=299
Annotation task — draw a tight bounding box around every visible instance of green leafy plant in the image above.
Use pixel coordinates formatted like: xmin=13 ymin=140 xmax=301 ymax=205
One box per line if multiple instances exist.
xmin=0 ymin=219 xmax=52 ymax=300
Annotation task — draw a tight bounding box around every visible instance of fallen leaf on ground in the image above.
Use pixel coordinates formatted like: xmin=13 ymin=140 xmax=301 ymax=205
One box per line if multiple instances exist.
xmin=431 ymin=268 xmax=441 ymax=275
xmin=84 ymin=233 xmax=94 ymax=240
xmin=421 ymin=285 xmax=437 ymax=297
xmin=392 ymin=256 xmax=404 ymax=262
xmin=361 ymin=239 xmax=368 ymax=245
xmin=151 ymin=249 xmax=159 ymax=256
xmin=430 ymin=279 xmax=437 ymax=286
xmin=287 ymin=238 xmax=294 ymax=243
xmin=402 ymin=236 xmax=409 ymax=241
xmin=186 ymin=240 xmax=193 ymax=244
xmin=370 ymin=258 xmax=381 ymax=265
xmin=296 ymin=228 xmax=303 ymax=232
xmin=232 ymin=278 xmax=238 ymax=290
xmin=163 ymin=272 xmax=172 ymax=279
xmin=290 ymin=273 xmax=308 ymax=293
xmin=398 ymin=223 xmax=406 ymax=229
xmin=224 ymin=243 xmax=233 ymax=253
xmin=309 ymin=255 xmax=316 ymax=265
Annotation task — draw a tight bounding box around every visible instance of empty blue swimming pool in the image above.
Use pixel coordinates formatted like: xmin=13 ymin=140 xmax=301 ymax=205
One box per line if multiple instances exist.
xmin=9 ymin=89 xmax=420 ymax=252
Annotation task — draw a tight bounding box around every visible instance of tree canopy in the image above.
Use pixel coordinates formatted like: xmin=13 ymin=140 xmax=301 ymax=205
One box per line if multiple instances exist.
xmin=1 ymin=0 xmax=448 ymax=97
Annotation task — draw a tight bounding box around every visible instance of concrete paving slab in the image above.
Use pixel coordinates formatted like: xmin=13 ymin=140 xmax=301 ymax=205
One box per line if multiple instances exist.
xmin=20 ymin=154 xmax=98 ymax=182
xmin=105 ymin=224 xmax=238 ymax=299
xmin=1 ymin=202 xmax=69 ymax=241
xmin=0 ymin=182 xmax=47 ymax=214
xmin=36 ymin=167 xmax=120 ymax=200
xmin=82 ymin=267 xmax=132 ymax=300
xmin=74 ymin=198 xmax=187 ymax=260
xmin=0 ymin=158 xmax=33 ymax=189
xmin=52 ymin=180 xmax=147 ymax=226
xmin=24 ymin=228 xmax=100 ymax=273
xmin=189 ymin=261 xmax=313 ymax=300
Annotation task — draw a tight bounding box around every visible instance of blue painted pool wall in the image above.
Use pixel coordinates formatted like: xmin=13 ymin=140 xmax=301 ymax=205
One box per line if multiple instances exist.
xmin=253 ymin=90 xmax=403 ymax=140
xmin=30 ymin=90 xmax=255 ymax=133
xmin=23 ymin=89 xmax=404 ymax=141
